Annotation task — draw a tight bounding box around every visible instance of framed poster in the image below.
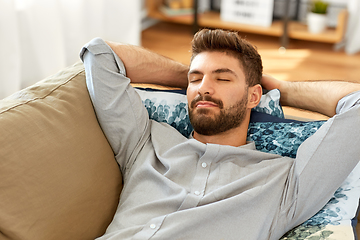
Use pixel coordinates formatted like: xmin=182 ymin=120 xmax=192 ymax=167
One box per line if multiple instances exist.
xmin=221 ymin=0 xmax=275 ymax=27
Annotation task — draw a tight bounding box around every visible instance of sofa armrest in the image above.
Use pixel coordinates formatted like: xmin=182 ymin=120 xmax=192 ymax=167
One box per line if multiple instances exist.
xmin=0 ymin=62 xmax=122 ymax=240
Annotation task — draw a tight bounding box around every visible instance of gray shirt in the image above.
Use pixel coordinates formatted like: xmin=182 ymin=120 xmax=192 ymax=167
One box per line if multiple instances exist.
xmin=80 ymin=38 xmax=360 ymax=240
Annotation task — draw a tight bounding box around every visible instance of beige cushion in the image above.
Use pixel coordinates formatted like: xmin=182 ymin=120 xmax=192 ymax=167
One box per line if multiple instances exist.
xmin=0 ymin=62 xmax=122 ymax=240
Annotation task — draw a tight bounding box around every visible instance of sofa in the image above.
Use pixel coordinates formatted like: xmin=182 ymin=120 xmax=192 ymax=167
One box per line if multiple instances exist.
xmin=0 ymin=62 xmax=122 ymax=239
xmin=1 ymin=62 xmax=359 ymax=239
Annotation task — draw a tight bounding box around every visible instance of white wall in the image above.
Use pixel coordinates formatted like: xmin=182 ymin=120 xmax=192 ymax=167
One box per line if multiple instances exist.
xmin=0 ymin=0 xmax=142 ymax=99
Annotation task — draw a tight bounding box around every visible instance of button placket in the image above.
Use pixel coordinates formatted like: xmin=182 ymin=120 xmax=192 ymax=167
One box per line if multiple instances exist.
xmin=177 ymin=144 xmax=219 ymax=211
xmin=191 ymin=144 xmax=218 ymax=197
xmin=194 ymin=190 xmax=201 ymax=196
xmin=132 ymin=216 xmax=166 ymax=240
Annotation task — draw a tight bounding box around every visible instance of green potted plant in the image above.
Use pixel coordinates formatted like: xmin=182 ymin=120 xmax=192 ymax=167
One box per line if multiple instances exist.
xmin=307 ymin=0 xmax=329 ymax=33
xmin=311 ymin=0 xmax=329 ymax=14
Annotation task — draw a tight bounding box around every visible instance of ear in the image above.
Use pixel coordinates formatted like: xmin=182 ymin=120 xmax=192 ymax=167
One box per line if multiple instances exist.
xmin=247 ymin=84 xmax=262 ymax=109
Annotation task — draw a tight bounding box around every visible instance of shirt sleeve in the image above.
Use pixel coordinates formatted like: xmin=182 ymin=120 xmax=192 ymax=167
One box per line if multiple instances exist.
xmin=281 ymin=90 xmax=360 ymax=228
xmin=80 ymin=38 xmax=150 ymax=175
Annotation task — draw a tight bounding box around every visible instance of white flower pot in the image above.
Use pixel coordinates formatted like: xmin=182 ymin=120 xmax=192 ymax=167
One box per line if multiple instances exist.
xmin=307 ymin=12 xmax=327 ymax=34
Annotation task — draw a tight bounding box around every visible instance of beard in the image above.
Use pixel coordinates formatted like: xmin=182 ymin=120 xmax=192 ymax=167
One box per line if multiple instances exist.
xmin=188 ymin=90 xmax=248 ymax=136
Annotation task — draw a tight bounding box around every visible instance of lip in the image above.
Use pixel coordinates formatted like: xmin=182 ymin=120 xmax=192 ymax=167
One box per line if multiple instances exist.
xmin=195 ymin=101 xmax=218 ymax=108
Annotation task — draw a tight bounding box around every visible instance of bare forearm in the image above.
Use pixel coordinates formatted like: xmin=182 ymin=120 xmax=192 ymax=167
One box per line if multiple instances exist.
xmin=106 ymin=41 xmax=189 ymax=89
xmin=279 ymin=80 xmax=360 ymax=117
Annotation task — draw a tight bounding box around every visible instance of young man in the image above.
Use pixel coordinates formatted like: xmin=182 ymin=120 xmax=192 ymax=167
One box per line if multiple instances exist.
xmin=80 ymin=29 xmax=360 ymax=240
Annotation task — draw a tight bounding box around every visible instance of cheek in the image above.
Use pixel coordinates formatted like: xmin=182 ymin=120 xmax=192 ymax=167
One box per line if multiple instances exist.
xmin=186 ymin=88 xmax=197 ymax=105
xmin=224 ymin=91 xmax=247 ymax=107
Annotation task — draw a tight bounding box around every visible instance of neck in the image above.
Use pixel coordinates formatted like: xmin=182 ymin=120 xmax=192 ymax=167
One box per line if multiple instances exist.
xmin=192 ymin=117 xmax=250 ymax=147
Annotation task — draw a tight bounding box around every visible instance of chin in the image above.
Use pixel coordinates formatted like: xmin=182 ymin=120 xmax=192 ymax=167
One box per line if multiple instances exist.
xmin=193 ymin=107 xmax=218 ymax=115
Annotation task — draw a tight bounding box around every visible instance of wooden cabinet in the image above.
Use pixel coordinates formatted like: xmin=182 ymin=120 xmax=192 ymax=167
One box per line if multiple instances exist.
xmin=146 ymin=0 xmax=348 ymax=45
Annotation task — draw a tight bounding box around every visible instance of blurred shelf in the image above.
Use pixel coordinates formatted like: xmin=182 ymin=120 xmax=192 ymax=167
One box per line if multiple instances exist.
xmin=146 ymin=0 xmax=348 ymax=45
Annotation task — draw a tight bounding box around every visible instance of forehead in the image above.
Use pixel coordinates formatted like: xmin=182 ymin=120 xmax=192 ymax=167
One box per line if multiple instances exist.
xmin=190 ymin=51 xmax=244 ymax=75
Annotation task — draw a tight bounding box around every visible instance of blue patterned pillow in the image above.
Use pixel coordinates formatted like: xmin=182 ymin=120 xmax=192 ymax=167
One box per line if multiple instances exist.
xmin=253 ymin=88 xmax=284 ymax=118
xmin=247 ymin=121 xmax=325 ymax=158
xmin=135 ymin=88 xmax=193 ymax=137
xmin=135 ymin=88 xmax=284 ymax=138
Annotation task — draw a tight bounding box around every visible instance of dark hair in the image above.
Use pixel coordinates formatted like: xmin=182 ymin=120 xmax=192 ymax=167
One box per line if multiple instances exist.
xmin=191 ymin=29 xmax=263 ymax=87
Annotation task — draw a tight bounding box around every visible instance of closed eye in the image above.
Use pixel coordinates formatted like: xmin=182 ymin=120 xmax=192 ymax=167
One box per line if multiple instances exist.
xmin=218 ymin=79 xmax=230 ymax=82
xmin=190 ymin=79 xmax=202 ymax=83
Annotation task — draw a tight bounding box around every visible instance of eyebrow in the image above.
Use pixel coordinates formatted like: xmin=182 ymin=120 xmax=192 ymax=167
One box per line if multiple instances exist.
xmin=188 ymin=68 xmax=238 ymax=78
xmin=213 ymin=68 xmax=238 ymax=77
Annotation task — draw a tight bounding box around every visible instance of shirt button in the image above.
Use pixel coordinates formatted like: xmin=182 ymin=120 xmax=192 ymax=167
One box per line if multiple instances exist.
xmin=150 ymin=224 xmax=156 ymax=229
xmin=194 ymin=191 xmax=201 ymax=196
xmin=201 ymin=162 xmax=207 ymax=168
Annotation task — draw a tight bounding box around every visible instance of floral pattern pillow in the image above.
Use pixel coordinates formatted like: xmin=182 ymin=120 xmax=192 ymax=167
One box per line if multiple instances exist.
xmin=135 ymin=88 xmax=284 ymax=137
xmin=247 ymin=121 xmax=325 ymax=158
xmin=135 ymin=88 xmax=193 ymax=137
xmin=253 ymin=89 xmax=284 ymax=118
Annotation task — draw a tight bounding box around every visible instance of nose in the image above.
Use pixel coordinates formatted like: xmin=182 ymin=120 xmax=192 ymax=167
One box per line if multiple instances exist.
xmin=198 ymin=76 xmax=214 ymax=95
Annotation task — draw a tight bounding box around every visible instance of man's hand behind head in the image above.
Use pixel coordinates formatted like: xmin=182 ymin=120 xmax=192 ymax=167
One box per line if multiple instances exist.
xmin=261 ymin=74 xmax=282 ymax=91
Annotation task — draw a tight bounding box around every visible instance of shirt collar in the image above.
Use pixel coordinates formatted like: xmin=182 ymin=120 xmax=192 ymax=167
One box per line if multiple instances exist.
xmin=188 ymin=132 xmax=256 ymax=150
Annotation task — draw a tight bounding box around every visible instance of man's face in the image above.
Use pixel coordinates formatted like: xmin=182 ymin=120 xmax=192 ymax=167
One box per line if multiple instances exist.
xmin=187 ymin=51 xmax=249 ymax=136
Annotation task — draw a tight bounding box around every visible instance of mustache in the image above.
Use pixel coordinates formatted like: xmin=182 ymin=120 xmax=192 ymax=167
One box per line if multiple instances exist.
xmin=190 ymin=95 xmax=224 ymax=109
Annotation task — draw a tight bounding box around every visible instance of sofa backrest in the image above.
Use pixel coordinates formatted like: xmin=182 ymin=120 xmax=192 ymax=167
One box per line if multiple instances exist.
xmin=0 ymin=62 xmax=122 ymax=240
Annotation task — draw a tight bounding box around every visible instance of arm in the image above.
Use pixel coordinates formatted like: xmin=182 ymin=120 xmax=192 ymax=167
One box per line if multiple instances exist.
xmin=106 ymin=41 xmax=189 ymax=89
xmin=261 ymin=74 xmax=360 ymax=117
xmin=262 ymin=75 xmax=360 ymax=229
xmin=80 ymin=38 xmax=151 ymax=175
